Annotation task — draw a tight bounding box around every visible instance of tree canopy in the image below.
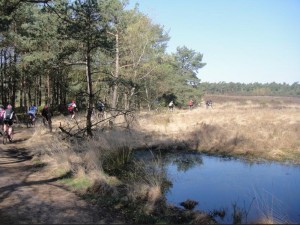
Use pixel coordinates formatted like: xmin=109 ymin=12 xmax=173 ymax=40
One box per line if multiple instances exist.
xmin=0 ymin=0 xmax=207 ymax=135
xmin=1 ymin=0 xmax=297 ymax=135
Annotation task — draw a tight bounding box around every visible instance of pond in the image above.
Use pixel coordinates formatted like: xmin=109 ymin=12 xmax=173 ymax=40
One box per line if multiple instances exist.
xmin=132 ymin=150 xmax=300 ymax=224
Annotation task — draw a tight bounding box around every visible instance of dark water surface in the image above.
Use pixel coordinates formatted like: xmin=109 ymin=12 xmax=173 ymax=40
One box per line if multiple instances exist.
xmin=132 ymin=151 xmax=300 ymax=224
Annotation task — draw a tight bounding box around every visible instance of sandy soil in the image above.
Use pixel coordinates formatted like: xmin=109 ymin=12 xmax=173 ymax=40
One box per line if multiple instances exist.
xmin=0 ymin=127 xmax=125 ymax=224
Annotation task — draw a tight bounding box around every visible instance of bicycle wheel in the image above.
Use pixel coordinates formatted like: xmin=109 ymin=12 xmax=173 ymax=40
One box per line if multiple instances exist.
xmin=48 ymin=119 xmax=52 ymax=132
xmin=27 ymin=119 xmax=31 ymax=128
xmin=3 ymin=131 xmax=7 ymax=145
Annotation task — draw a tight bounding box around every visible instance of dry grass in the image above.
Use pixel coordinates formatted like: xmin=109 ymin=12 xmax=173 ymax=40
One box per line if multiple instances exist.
xmin=31 ymin=95 xmax=299 ymax=180
xmin=137 ymin=95 xmax=300 ymax=164
xmin=28 ymin=118 xmax=164 ymax=207
xmin=23 ymin=95 xmax=299 ymax=223
xmin=26 ymin=96 xmax=300 ymax=192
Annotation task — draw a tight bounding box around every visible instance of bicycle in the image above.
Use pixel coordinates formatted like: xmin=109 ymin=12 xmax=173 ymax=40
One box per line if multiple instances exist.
xmin=27 ymin=114 xmax=35 ymax=128
xmin=43 ymin=116 xmax=52 ymax=132
xmin=95 ymin=109 xmax=105 ymax=121
xmin=2 ymin=125 xmax=12 ymax=145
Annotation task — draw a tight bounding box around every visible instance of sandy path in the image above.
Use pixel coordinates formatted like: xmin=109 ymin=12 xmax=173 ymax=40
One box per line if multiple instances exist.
xmin=0 ymin=127 xmax=124 ymax=224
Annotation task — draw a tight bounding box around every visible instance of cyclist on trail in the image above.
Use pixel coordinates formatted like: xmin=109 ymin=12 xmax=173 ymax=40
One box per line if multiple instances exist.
xmin=0 ymin=105 xmax=5 ymax=135
xmin=94 ymin=100 xmax=105 ymax=120
xmin=3 ymin=104 xmax=16 ymax=142
xmin=67 ymin=100 xmax=77 ymax=120
xmin=41 ymin=104 xmax=52 ymax=132
xmin=41 ymin=105 xmax=52 ymax=124
xmin=96 ymin=101 xmax=105 ymax=113
xmin=168 ymin=100 xmax=174 ymax=111
xmin=28 ymin=104 xmax=37 ymax=123
xmin=188 ymin=99 xmax=194 ymax=110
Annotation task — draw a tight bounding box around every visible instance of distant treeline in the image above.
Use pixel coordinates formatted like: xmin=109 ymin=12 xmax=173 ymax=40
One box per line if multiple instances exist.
xmin=200 ymin=82 xmax=300 ymax=97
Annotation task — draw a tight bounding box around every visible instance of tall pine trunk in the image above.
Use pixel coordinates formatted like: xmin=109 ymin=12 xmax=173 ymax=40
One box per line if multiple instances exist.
xmin=85 ymin=48 xmax=93 ymax=137
xmin=112 ymin=32 xmax=119 ymax=113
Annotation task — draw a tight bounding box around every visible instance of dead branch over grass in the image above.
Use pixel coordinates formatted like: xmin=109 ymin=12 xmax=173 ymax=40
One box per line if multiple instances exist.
xmin=27 ymin=123 xmax=172 ymax=221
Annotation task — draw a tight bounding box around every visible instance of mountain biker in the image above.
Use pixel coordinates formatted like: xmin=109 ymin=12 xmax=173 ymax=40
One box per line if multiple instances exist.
xmin=0 ymin=105 xmax=5 ymax=135
xmin=3 ymin=104 xmax=16 ymax=142
xmin=168 ymin=101 xmax=174 ymax=111
xmin=41 ymin=104 xmax=52 ymax=132
xmin=28 ymin=104 xmax=38 ymax=123
xmin=188 ymin=99 xmax=194 ymax=110
xmin=68 ymin=100 xmax=77 ymax=120
xmin=94 ymin=100 xmax=105 ymax=120
xmin=96 ymin=101 xmax=105 ymax=113
xmin=205 ymin=100 xmax=213 ymax=109
xmin=42 ymin=105 xmax=52 ymax=123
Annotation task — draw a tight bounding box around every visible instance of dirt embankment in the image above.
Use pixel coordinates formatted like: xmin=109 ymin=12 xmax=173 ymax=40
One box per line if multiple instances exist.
xmin=0 ymin=127 xmax=125 ymax=224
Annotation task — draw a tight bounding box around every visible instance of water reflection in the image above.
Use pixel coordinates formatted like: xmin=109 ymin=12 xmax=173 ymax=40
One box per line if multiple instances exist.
xmin=131 ymin=150 xmax=300 ymax=224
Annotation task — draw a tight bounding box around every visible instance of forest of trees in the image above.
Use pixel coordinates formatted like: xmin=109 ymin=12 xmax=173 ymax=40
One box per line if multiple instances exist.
xmin=200 ymin=81 xmax=300 ymax=96
xmin=1 ymin=0 xmax=299 ymax=134
xmin=0 ymin=0 xmax=207 ymax=134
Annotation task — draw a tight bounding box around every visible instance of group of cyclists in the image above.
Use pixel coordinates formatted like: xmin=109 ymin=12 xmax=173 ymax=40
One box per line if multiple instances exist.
xmin=0 ymin=100 xmax=106 ymax=143
xmin=27 ymin=104 xmax=53 ymax=128
xmin=0 ymin=103 xmax=52 ymax=143
xmin=66 ymin=100 xmax=105 ymax=120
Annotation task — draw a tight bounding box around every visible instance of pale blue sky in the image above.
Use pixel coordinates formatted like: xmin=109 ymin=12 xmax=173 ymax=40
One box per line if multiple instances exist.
xmin=128 ymin=0 xmax=300 ymax=84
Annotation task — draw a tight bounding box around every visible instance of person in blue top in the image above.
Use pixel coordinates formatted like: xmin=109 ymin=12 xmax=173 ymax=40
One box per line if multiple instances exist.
xmin=28 ymin=104 xmax=38 ymax=122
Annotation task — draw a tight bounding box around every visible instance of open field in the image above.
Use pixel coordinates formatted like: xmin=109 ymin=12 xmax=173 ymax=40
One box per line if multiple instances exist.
xmin=136 ymin=95 xmax=300 ymax=164
xmin=44 ymin=94 xmax=300 ymax=164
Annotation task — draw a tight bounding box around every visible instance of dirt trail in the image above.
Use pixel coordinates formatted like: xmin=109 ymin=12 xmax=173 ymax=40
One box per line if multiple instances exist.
xmin=0 ymin=127 xmax=124 ymax=224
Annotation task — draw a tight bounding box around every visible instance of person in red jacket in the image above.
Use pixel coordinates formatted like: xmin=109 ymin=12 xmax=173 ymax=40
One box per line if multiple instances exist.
xmin=68 ymin=100 xmax=77 ymax=120
xmin=188 ymin=99 xmax=194 ymax=110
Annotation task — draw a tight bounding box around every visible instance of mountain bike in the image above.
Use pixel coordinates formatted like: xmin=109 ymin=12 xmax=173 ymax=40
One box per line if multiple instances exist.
xmin=2 ymin=125 xmax=12 ymax=144
xmin=27 ymin=114 xmax=35 ymax=128
xmin=2 ymin=129 xmax=8 ymax=144
xmin=43 ymin=116 xmax=52 ymax=132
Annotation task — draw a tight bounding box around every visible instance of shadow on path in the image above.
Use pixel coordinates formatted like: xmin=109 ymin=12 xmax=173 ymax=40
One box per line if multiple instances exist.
xmin=0 ymin=148 xmax=32 ymax=165
xmin=0 ymin=129 xmax=125 ymax=224
xmin=0 ymin=169 xmax=72 ymax=203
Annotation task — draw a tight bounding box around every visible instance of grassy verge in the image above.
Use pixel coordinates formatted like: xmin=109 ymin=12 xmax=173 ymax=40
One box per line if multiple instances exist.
xmin=27 ymin=95 xmax=300 ymax=224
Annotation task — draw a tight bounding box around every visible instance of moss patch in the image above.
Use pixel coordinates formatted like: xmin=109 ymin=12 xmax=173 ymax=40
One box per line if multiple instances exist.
xmin=60 ymin=176 xmax=92 ymax=190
